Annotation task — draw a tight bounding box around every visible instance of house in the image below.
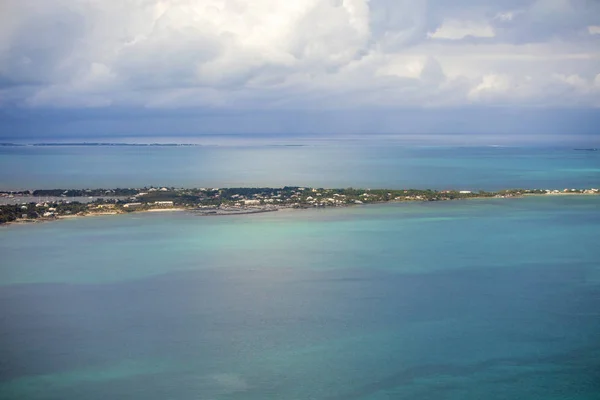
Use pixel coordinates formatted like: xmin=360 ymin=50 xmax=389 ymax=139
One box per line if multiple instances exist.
xmin=155 ymin=201 xmax=174 ymax=206
xmin=244 ymin=200 xmax=261 ymax=205
xmin=123 ymin=203 xmax=143 ymax=208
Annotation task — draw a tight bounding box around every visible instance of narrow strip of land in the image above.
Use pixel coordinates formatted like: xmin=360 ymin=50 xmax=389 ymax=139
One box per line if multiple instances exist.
xmin=1 ymin=186 xmax=598 ymax=225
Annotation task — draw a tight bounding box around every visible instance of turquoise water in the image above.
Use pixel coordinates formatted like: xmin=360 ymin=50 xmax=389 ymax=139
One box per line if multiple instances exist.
xmin=1 ymin=196 xmax=600 ymax=399
xmin=1 ymin=145 xmax=599 ymax=190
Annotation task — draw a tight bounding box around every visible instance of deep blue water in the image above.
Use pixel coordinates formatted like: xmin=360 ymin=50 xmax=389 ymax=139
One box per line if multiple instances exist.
xmin=1 ymin=145 xmax=599 ymax=190
xmin=1 ymin=196 xmax=600 ymax=399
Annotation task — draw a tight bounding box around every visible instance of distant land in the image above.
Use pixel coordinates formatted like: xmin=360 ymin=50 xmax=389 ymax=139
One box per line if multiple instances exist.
xmin=0 ymin=142 xmax=597 ymax=149
xmin=0 ymin=142 xmax=201 ymax=147
xmin=0 ymin=142 xmax=378 ymax=147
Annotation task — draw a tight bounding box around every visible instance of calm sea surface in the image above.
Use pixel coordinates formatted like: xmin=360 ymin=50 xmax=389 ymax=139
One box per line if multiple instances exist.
xmin=1 ymin=196 xmax=600 ymax=399
xmin=1 ymin=145 xmax=599 ymax=190
xmin=1 ymin=145 xmax=600 ymax=399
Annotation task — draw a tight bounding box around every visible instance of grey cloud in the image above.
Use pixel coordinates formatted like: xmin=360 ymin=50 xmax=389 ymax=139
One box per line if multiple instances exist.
xmin=490 ymin=0 xmax=600 ymax=43
xmin=2 ymin=107 xmax=599 ymax=144
xmin=288 ymin=1 xmax=368 ymax=66
xmin=368 ymin=0 xmax=433 ymax=49
xmin=0 ymin=4 xmax=87 ymax=87
xmin=115 ymin=26 xmax=223 ymax=89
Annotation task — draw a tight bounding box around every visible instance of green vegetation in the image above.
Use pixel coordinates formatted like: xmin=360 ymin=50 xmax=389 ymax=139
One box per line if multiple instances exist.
xmin=1 ymin=186 xmax=598 ymax=224
xmin=0 ymin=202 xmax=88 ymax=224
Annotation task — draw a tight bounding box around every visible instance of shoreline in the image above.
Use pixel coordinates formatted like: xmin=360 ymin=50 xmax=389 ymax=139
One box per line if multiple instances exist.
xmin=2 ymin=192 xmax=599 ymax=228
xmin=523 ymin=192 xmax=600 ymax=196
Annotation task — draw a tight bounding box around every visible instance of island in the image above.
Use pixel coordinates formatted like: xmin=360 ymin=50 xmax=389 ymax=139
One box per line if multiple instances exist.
xmin=1 ymin=186 xmax=599 ymax=225
xmin=0 ymin=142 xmax=201 ymax=147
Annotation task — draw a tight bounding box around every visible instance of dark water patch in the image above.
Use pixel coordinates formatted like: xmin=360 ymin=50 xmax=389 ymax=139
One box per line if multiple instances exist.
xmin=1 ymin=261 xmax=599 ymax=392
xmin=329 ymin=344 xmax=600 ymax=400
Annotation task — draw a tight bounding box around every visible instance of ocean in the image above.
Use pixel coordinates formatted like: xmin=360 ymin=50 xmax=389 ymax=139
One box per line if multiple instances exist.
xmin=1 ymin=145 xmax=599 ymax=399
xmin=1 ymin=145 xmax=599 ymax=190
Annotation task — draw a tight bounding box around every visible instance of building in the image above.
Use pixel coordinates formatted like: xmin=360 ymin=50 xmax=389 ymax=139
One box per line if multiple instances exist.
xmin=123 ymin=203 xmax=143 ymax=208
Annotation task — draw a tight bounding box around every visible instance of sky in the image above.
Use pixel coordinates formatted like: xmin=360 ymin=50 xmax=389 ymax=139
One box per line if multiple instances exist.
xmin=0 ymin=0 xmax=599 ymax=144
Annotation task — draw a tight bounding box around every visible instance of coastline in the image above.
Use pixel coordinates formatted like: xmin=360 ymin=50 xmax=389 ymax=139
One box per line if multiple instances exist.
xmin=139 ymin=208 xmax=188 ymax=213
xmin=523 ymin=192 xmax=600 ymax=196
xmin=0 ymin=208 xmax=192 ymax=227
xmin=2 ymin=191 xmax=599 ymax=228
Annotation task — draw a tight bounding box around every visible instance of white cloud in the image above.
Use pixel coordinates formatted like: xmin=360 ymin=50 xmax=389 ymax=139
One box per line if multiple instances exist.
xmin=494 ymin=11 xmax=522 ymax=22
xmin=0 ymin=0 xmax=598 ymax=110
xmin=468 ymin=74 xmax=512 ymax=101
xmin=428 ymin=19 xmax=495 ymax=40
xmin=554 ymin=74 xmax=588 ymax=90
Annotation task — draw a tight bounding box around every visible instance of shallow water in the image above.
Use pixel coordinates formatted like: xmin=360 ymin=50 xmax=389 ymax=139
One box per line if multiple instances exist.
xmin=1 ymin=196 xmax=599 ymax=399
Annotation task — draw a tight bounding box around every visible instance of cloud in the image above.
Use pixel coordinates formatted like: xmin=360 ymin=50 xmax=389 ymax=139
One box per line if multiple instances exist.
xmin=0 ymin=0 xmax=598 ymax=113
xmin=428 ymin=19 xmax=495 ymax=40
